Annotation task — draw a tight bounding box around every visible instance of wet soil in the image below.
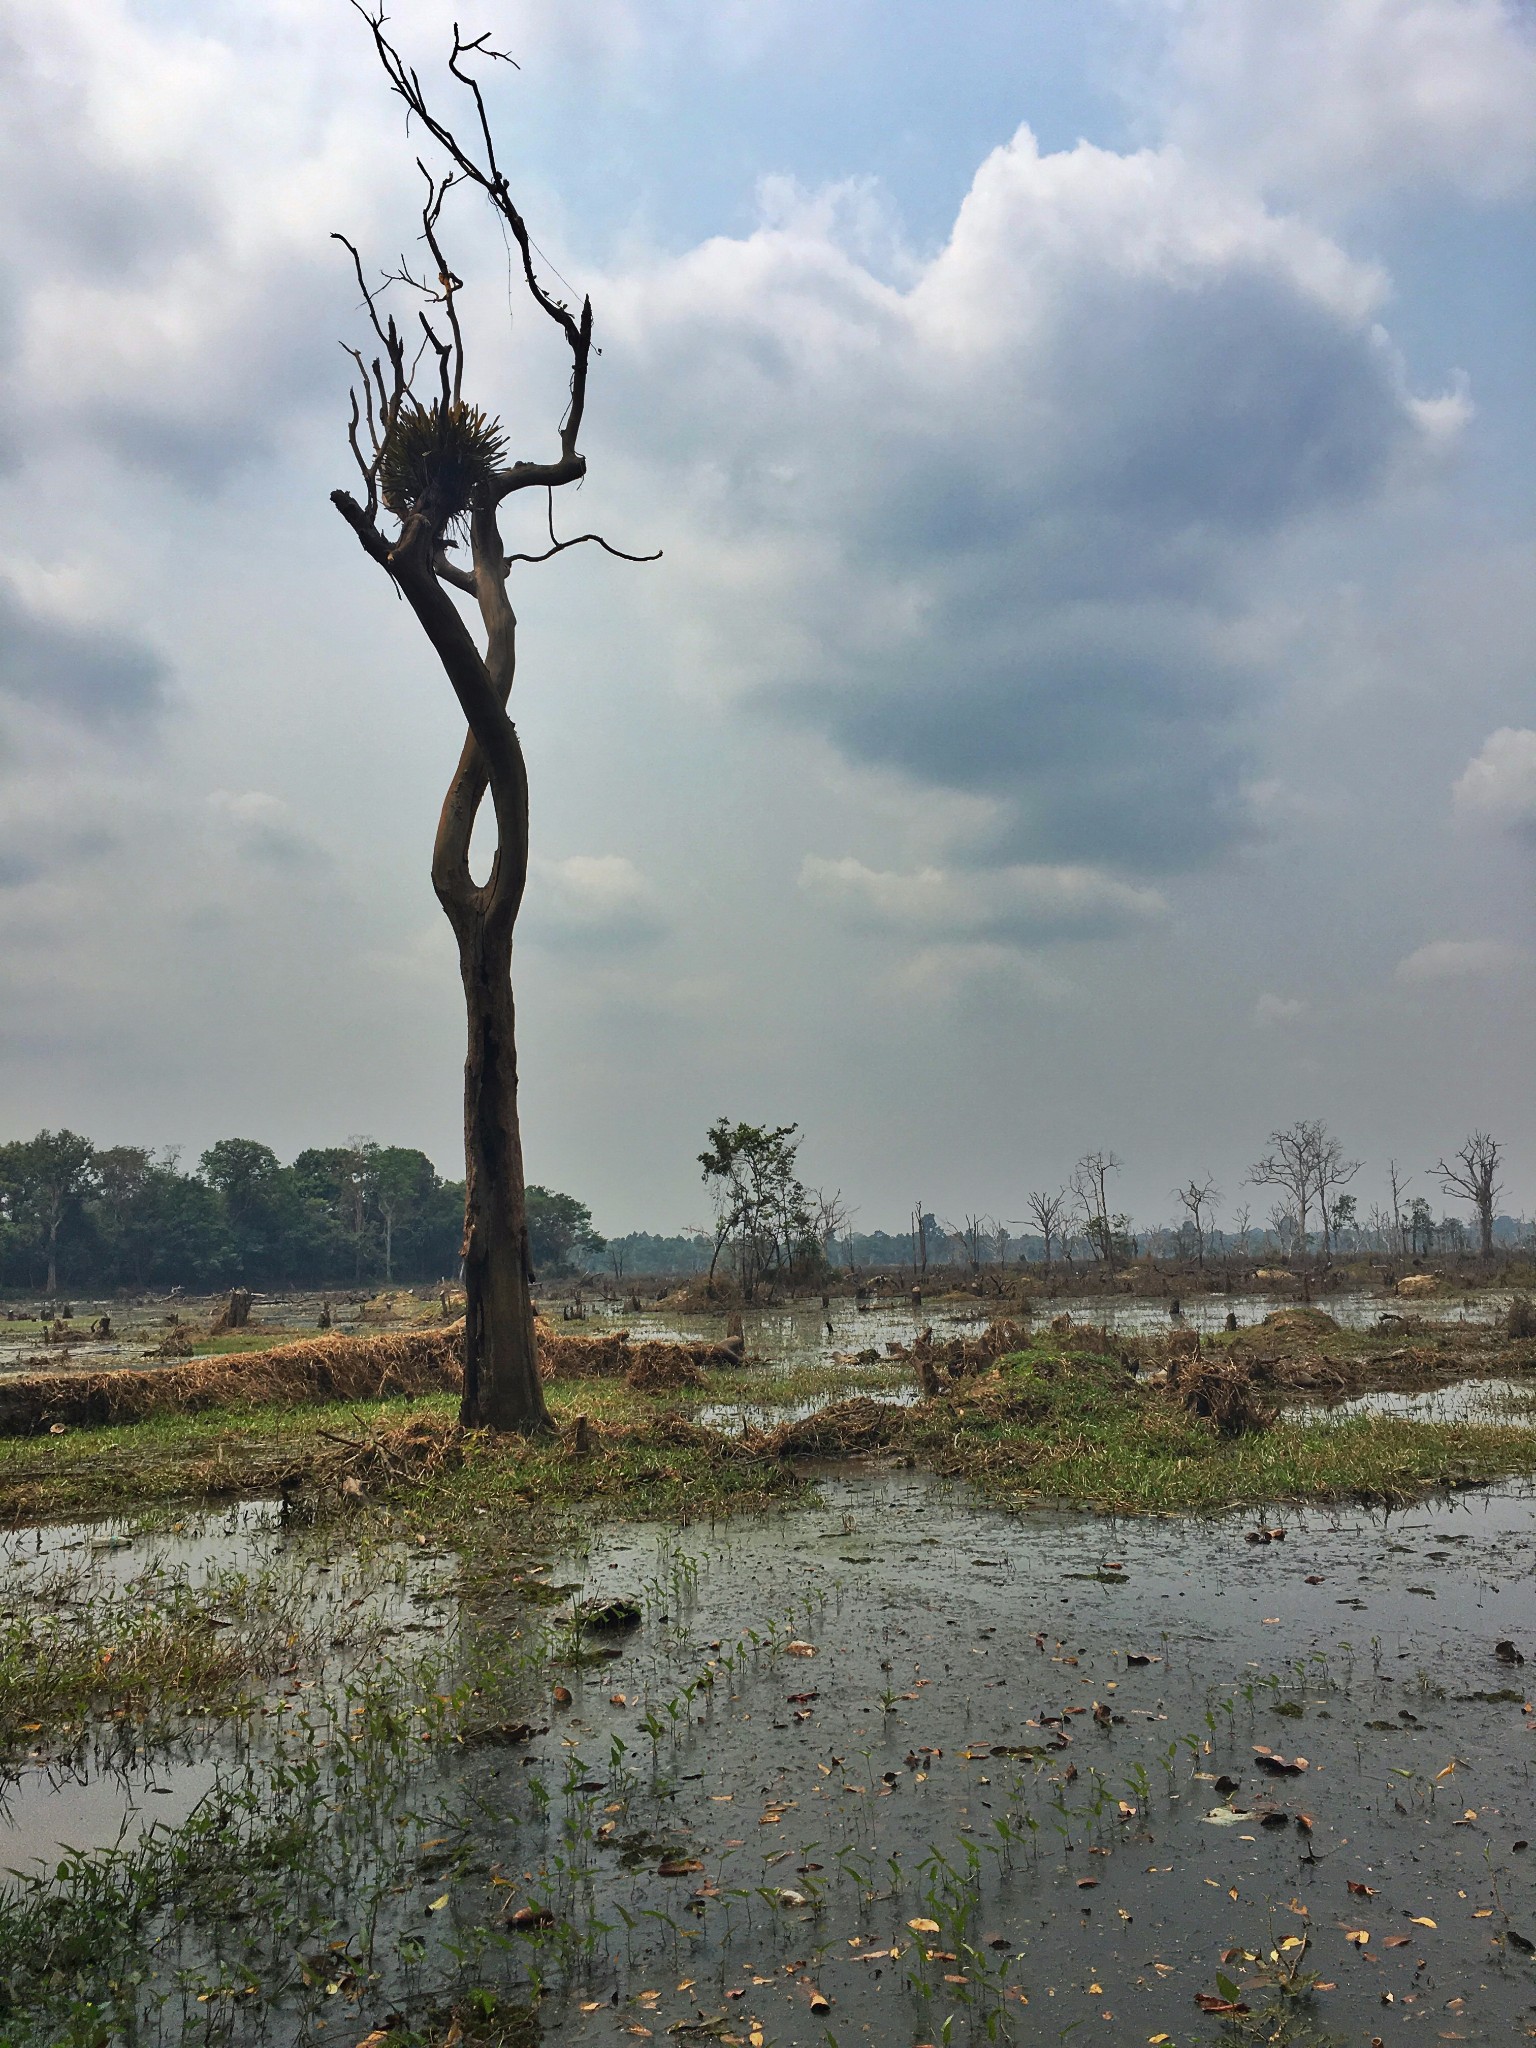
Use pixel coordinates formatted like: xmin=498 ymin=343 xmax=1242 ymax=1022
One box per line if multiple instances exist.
xmin=4 ymin=1464 xmax=1533 ymax=2045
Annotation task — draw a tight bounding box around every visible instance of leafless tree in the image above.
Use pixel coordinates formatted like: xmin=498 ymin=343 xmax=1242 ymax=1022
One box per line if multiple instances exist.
xmin=1386 ymin=1160 xmax=1411 ymax=1258
xmin=911 ymin=1203 xmax=929 ymax=1279
xmin=1247 ymin=1119 xmax=1359 ymax=1261
xmin=814 ymin=1188 xmax=854 ymax=1270
xmin=1173 ymin=1175 xmax=1221 ymax=1267
xmin=1230 ymin=1201 xmax=1253 ymax=1257
xmin=1070 ymin=1151 xmax=1122 ymax=1267
xmin=1434 ymin=1131 xmax=1503 ymax=1259
xmin=1025 ymin=1188 xmax=1068 ymax=1274
xmin=331 ymin=14 xmax=656 ymax=1429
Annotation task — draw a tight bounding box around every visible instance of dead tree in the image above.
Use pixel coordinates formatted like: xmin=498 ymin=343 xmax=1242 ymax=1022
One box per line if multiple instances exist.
xmin=331 ymin=13 xmax=655 ymax=1430
xmin=1025 ymin=1188 xmax=1068 ymax=1275
xmin=1248 ymin=1119 xmax=1359 ymax=1263
xmin=1173 ymin=1175 xmax=1221 ymax=1267
xmin=1434 ymin=1131 xmax=1503 ymax=1260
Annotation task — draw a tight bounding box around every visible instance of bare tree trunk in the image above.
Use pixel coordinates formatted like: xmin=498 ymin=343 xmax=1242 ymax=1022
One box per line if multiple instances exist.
xmin=458 ymin=920 xmax=544 ymax=1429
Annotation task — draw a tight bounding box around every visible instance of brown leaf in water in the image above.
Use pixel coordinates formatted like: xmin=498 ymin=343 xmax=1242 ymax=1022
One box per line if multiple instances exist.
xmin=1348 ymin=1882 xmax=1376 ymax=1897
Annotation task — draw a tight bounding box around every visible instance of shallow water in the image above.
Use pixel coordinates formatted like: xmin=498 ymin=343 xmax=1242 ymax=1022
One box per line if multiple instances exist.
xmin=4 ymin=1465 xmax=1533 ymax=2043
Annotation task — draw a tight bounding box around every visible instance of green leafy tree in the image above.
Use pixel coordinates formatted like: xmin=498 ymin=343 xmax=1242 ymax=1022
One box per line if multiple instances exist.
xmin=524 ymin=1187 xmax=606 ymax=1278
xmin=0 ymin=1129 xmax=96 ymax=1293
xmin=698 ymin=1120 xmax=815 ymax=1301
xmin=373 ymin=1147 xmax=442 ymax=1283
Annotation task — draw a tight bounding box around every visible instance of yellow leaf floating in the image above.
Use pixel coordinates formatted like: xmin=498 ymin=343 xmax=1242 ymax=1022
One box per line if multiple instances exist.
xmin=1409 ymin=1915 xmax=1437 ymax=1928
xmin=427 ymin=1894 xmax=449 ymax=1912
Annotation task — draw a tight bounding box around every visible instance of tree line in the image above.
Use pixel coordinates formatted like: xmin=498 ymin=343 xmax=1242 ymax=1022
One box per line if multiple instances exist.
xmin=0 ymin=1131 xmax=603 ymax=1298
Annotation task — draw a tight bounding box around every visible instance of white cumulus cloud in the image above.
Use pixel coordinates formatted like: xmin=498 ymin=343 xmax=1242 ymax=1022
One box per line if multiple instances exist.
xmin=1254 ymin=992 xmax=1308 ymax=1026
xmin=523 ymin=854 xmax=669 ymax=951
xmin=799 ymin=854 xmax=1168 ymax=943
xmin=1395 ymin=936 xmax=1530 ymax=981
xmin=1453 ymin=726 xmax=1536 ymax=834
xmin=1155 ymin=0 xmax=1536 ymax=208
xmin=606 ymin=127 xmax=1461 ymax=875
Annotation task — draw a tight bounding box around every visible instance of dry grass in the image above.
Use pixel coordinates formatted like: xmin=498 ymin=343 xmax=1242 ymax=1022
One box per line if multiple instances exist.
xmin=0 ymin=1321 xmax=744 ymax=1437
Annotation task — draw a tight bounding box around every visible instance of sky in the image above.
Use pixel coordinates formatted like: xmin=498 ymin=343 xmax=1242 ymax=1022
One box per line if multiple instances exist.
xmin=0 ymin=0 xmax=1533 ymax=1239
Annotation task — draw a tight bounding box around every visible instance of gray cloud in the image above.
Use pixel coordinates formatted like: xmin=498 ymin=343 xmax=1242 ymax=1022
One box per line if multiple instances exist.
xmin=606 ymin=133 xmax=1455 ymax=874
xmin=0 ymin=582 xmax=165 ymax=723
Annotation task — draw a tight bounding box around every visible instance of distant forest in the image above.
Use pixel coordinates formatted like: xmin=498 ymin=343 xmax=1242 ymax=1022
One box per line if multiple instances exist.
xmin=0 ymin=1130 xmax=603 ymax=1297
xmin=1 ymin=1126 xmax=1528 ymax=1299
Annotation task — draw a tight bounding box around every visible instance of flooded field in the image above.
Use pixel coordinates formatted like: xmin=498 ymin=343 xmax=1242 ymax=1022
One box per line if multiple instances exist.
xmin=1 ymin=1281 xmax=1517 ymax=1383
xmin=3 ymin=1457 xmax=1533 ymax=2046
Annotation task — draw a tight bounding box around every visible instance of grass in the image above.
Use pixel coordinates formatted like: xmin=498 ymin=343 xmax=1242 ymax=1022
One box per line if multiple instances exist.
xmin=1 ymin=1330 xmax=1533 ymax=1535
xmin=0 ymin=1387 xmax=808 ymax=1533
xmin=915 ymin=1341 xmax=1536 ymax=1513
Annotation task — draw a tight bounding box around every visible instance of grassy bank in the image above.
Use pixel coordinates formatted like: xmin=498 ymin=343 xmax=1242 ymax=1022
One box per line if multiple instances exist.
xmin=2 ymin=1329 xmax=1534 ymax=1537
xmin=916 ymin=1342 xmax=1536 ymax=1512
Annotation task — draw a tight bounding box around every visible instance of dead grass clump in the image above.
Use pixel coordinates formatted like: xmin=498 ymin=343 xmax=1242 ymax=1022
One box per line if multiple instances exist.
xmin=0 ymin=1329 xmax=462 ymax=1436
xmin=624 ymin=1348 xmax=708 ymax=1393
xmin=1395 ymin=1273 xmax=1443 ymax=1299
xmin=150 ymin=1323 xmax=200 ymax=1359
xmin=898 ymin=1317 xmax=1033 ymax=1396
xmin=1262 ymin=1306 xmax=1340 ymax=1333
xmin=314 ymin=1412 xmax=465 ymax=1488
xmin=1167 ymin=1352 xmax=1275 ymax=1436
xmin=536 ymin=1325 xmax=738 ymax=1384
xmin=748 ymin=1396 xmax=902 ymax=1460
xmin=1507 ymin=1294 xmax=1536 ymax=1340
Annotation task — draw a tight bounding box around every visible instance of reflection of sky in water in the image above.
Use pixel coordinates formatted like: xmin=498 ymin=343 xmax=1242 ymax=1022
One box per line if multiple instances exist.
xmin=1 ymin=1467 xmax=1533 ymax=2041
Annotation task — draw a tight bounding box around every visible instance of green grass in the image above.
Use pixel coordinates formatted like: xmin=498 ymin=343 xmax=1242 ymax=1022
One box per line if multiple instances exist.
xmin=911 ymin=1343 xmax=1536 ymax=1513
xmin=0 ymin=1387 xmax=808 ymax=1534
xmin=2 ymin=1336 xmax=1533 ymax=1537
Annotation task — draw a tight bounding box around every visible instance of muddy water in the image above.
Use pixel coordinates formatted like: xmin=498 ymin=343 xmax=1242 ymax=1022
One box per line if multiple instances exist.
xmin=0 ymin=1501 xmax=462 ymax=1870
xmin=577 ymin=1286 xmax=1514 ymax=1357
xmin=4 ymin=1466 xmax=1533 ymax=2044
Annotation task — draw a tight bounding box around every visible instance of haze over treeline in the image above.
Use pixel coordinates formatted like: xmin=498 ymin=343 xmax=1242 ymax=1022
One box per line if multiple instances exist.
xmin=2 ymin=1119 xmax=1526 ymax=1296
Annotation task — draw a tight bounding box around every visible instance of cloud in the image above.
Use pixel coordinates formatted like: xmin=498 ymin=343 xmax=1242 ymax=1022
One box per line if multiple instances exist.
xmin=1453 ymin=726 xmax=1536 ymax=835
xmin=1395 ymin=936 xmax=1530 ymax=982
xmin=206 ymin=788 xmax=332 ymax=871
xmin=892 ymin=941 xmax=1078 ymax=1004
xmin=1153 ymin=0 xmax=1536 ymax=208
xmin=1254 ymin=991 xmax=1307 ymax=1027
xmin=0 ymin=577 xmax=165 ymax=723
xmin=607 ymin=129 xmax=1459 ymax=874
xmin=799 ymin=854 xmax=1167 ymax=943
xmin=0 ymin=0 xmax=407 ymax=488
xmin=522 ymin=854 xmax=670 ymax=951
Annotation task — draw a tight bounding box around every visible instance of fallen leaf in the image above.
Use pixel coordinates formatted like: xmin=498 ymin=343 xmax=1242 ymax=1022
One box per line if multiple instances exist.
xmin=785 ymin=1641 xmax=817 ymax=1657
xmin=427 ymin=1894 xmax=449 ymax=1912
xmin=1409 ymin=1916 xmax=1437 ymax=1928
xmin=908 ymin=1918 xmax=941 ymax=1933
xmin=1345 ymin=1928 xmax=1370 ymax=1946
xmin=1348 ymin=1882 xmax=1376 ymax=1897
